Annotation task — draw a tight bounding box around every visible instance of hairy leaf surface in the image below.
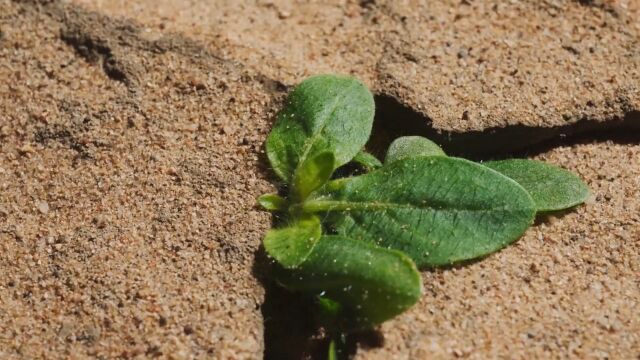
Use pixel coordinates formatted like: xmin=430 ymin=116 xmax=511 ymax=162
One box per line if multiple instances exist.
xmin=265 ymin=75 xmax=375 ymax=183
xmin=351 ymin=150 xmax=382 ymax=172
xmin=264 ymin=215 xmax=321 ymax=268
xmin=485 ymin=159 xmax=589 ymax=212
xmin=257 ymin=193 xmax=287 ymax=211
xmin=274 ymin=235 xmax=422 ymax=329
xmin=385 ymin=136 xmax=445 ymax=164
xmin=309 ymin=157 xmax=536 ymax=267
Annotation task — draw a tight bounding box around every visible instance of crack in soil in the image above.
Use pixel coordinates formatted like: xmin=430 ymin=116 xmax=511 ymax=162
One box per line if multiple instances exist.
xmin=372 ymin=94 xmax=640 ymax=159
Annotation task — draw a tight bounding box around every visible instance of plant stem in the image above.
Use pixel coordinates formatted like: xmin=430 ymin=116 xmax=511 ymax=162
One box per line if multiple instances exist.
xmin=327 ymin=338 xmax=337 ymax=360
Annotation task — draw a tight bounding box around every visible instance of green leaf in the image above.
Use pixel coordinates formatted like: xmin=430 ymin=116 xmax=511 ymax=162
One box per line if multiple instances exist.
xmin=317 ymin=297 xmax=342 ymax=320
xmin=484 ymin=159 xmax=589 ymax=212
xmin=264 ymin=215 xmax=322 ymax=268
xmin=351 ymin=150 xmax=382 ymax=172
xmin=257 ymin=193 xmax=287 ymax=211
xmin=293 ymin=151 xmax=335 ymax=200
xmin=306 ymin=156 xmax=536 ymax=268
xmin=385 ymin=136 xmax=445 ymax=164
xmin=274 ymin=235 xmax=422 ymax=330
xmin=265 ymin=75 xmax=375 ymax=183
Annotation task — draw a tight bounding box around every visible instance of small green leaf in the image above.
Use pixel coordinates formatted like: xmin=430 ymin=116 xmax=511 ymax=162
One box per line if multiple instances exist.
xmin=274 ymin=235 xmax=422 ymax=330
xmin=266 ymin=75 xmax=375 ymax=183
xmin=307 ymin=156 xmax=536 ymax=268
xmin=264 ymin=215 xmax=322 ymax=268
xmin=317 ymin=297 xmax=342 ymax=320
xmin=385 ymin=136 xmax=445 ymax=164
xmin=351 ymin=150 xmax=382 ymax=172
xmin=293 ymin=151 xmax=335 ymax=200
xmin=484 ymin=159 xmax=589 ymax=212
xmin=257 ymin=193 xmax=287 ymax=211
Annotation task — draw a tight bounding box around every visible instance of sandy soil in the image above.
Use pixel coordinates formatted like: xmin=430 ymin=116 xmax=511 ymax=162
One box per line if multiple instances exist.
xmin=1 ymin=1 xmax=279 ymax=358
xmin=1 ymin=0 xmax=638 ymax=359
xmin=72 ymin=0 xmax=640 ymax=139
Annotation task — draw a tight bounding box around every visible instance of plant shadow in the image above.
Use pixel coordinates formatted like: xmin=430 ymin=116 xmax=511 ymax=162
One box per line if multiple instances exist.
xmin=370 ymin=94 xmax=640 ymax=161
xmin=253 ymin=248 xmax=321 ymax=360
xmin=253 ymin=246 xmax=385 ymax=360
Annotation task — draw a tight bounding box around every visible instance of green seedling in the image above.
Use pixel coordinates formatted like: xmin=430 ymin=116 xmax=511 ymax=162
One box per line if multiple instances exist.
xmin=258 ymin=74 xmax=588 ymax=358
xmin=385 ymin=135 xmax=446 ymax=163
xmin=484 ymin=159 xmax=590 ymax=212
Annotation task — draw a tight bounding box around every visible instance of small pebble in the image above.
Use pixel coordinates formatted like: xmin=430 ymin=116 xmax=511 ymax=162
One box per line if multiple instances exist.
xmin=36 ymin=200 xmax=49 ymax=215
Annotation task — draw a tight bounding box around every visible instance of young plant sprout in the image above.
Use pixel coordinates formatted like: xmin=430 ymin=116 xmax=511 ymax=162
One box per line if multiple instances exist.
xmin=258 ymin=75 xmax=589 ymax=359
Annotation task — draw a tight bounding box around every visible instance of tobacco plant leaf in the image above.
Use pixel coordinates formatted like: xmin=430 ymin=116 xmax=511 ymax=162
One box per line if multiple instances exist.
xmin=484 ymin=159 xmax=589 ymax=212
xmin=265 ymin=75 xmax=375 ymax=183
xmin=274 ymin=235 xmax=422 ymax=329
xmin=385 ymin=136 xmax=445 ymax=164
xmin=308 ymin=156 xmax=536 ymax=267
xmin=264 ymin=215 xmax=322 ymax=268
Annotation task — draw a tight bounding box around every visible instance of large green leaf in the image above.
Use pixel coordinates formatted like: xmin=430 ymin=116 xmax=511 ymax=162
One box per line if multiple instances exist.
xmin=306 ymin=156 xmax=537 ymax=267
xmin=264 ymin=215 xmax=322 ymax=268
xmin=274 ymin=235 xmax=422 ymax=330
xmin=385 ymin=136 xmax=445 ymax=164
xmin=265 ymin=75 xmax=375 ymax=183
xmin=484 ymin=159 xmax=589 ymax=213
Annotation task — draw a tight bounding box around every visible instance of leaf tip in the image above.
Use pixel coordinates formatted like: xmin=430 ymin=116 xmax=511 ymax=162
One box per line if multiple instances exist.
xmin=257 ymin=193 xmax=287 ymax=211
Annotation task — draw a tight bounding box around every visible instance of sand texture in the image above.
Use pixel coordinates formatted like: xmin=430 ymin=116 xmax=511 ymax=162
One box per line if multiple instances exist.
xmin=0 ymin=1 xmax=279 ymax=358
xmin=71 ymin=0 xmax=640 ymax=153
xmin=1 ymin=0 xmax=639 ymax=359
